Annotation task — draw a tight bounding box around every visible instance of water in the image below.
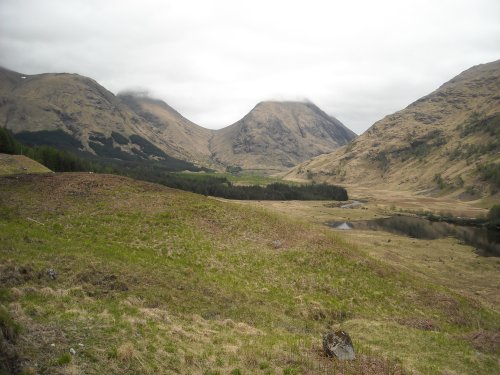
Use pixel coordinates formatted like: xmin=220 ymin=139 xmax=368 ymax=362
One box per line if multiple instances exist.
xmin=339 ymin=200 xmax=364 ymax=209
xmin=328 ymin=216 xmax=500 ymax=257
xmin=333 ymin=222 xmax=353 ymax=230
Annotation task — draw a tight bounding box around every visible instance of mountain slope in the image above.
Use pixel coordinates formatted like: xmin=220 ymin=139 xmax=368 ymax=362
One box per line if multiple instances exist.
xmin=285 ymin=60 xmax=500 ymax=196
xmin=210 ymin=101 xmax=356 ymax=172
xmin=0 ymin=67 xmax=213 ymax=167
xmin=117 ymin=94 xmax=215 ymax=166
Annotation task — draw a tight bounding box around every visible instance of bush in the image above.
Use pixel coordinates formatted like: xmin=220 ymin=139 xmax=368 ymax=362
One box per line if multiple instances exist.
xmin=226 ymin=165 xmax=242 ymax=174
xmin=434 ymin=174 xmax=447 ymax=190
xmin=55 ymin=353 xmax=71 ymax=366
xmin=374 ymin=152 xmax=389 ymax=171
xmin=0 ymin=305 xmax=21 ymax=343
xmin=489 ymin=205 xmax=500 ymax=221
xmin=477 ymin=163 xmax=500 ymax=189
xmin=460 ymin=113 xmax=500 ymax=138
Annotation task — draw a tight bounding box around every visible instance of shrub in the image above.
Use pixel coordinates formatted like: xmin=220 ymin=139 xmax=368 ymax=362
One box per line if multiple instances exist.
xmin=0 ymin=305 xmax=21 ymax=342
xmin=374 ymin=151 xmax=390 ymax=171
xmin=489 ymin=205 xmax=500 ymax=221
xmin=55 ymin=353 xmax=71 ymax=366
xmin=226 ymin=165 xmax=243 ymax=174
xmin=460 ymin=112 xmax=500 ymax=138
xmin=434 ymin=174 xmax=447 ymax=190
xmin=477 ymin=163 xmax=500 ymax=189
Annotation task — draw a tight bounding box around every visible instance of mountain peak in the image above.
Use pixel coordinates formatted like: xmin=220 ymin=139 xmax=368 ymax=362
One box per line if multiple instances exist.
xmin=210 ymin=100 xmax=356 ymax=171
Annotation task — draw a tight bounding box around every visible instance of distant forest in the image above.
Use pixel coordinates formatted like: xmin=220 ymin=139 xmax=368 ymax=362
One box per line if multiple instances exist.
xmin=0 ymin=127 xmax=348 ymax=201
xmin=130 ymin=169 xmax=348 ymax=200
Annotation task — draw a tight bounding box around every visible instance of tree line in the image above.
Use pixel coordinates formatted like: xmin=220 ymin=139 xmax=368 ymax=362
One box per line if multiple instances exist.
xmin=0 ymin=127 xmax=109 ymax=173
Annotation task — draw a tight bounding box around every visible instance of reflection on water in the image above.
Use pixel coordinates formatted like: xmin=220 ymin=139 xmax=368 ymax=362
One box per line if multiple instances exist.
xmin=328 ymin=216 xmax=500 ymax=257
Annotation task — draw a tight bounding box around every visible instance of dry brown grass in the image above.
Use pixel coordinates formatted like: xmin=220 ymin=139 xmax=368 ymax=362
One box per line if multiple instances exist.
xmin=395 ymin=317 xmax=440 ymax=331
xmin=285 ymin=342 xmax=409 ymax=375
xmin=117 ymin=342 xmax=136 ymax=362
xmin=463 ymin=330 xmax=500 ymax=354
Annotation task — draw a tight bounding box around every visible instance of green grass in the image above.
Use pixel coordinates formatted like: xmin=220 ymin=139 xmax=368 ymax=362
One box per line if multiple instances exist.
xmin=0 ymin=173 xmax=498 ymax=374
xmin=175 ymin=171 xmax=296 ymax=187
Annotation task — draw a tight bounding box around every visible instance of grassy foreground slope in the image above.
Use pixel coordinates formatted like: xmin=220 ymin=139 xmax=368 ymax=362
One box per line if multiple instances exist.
xmin=0 ymin=173 xmax=498 ymax=374
xmin=0 ymin=154 xmax=51 ymax=176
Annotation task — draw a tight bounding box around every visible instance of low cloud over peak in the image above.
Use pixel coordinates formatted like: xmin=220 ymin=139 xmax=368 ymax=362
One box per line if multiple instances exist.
xmin=1 ymin=0 xmax=499 ymax=133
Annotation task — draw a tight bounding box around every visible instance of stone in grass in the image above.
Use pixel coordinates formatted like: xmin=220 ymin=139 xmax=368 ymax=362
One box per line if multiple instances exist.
xmin=272 ymin=240 xmax=283 ymax=249
xmin=323 ymin=330 xmax=355 ymax=360
xmin=47 ymin=268 xmax=57 ymax=280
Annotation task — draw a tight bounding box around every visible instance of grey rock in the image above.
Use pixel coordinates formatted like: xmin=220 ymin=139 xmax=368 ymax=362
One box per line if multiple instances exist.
xmin=323 ymin=330 xmax=355 ymax=360
xmin=272 ymin=240 xmax=283 ymax=249
xmin=47 ymin=268 xmax=57 ymax=280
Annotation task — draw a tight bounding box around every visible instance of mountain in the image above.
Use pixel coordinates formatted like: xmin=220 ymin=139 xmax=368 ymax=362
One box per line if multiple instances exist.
xmin=0 ymin=67 xmax=213 ymax=168
xmin=117 ymin=93 xmax=214 ymax=166
xmin=285 ymin=60 xmax=500 ymax=197
xmin=210 ymin=101 xmax=356 ymax=172
xmin=0 ymin=67 xmax=356 ymax=173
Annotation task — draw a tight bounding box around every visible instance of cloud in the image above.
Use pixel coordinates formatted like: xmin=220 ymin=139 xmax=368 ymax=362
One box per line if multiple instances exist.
xmin=1 ymin=0 xmax=499 ymax=133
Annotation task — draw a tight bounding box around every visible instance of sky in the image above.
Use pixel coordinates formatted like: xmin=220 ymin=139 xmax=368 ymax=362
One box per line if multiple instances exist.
xmin=1 ymin=0 xmax=499 ymax=134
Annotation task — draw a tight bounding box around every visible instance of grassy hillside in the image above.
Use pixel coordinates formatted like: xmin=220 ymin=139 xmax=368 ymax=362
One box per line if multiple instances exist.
xmin=0 ymin=154 xmax=51 ymax=176
xmin=0 ymin=173 xmax=498 ymax=374
xmin=285 ymin=60 xmax=500 ymax=198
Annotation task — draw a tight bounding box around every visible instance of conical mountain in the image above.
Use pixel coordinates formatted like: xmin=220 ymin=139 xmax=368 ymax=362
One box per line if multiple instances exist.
xmin=210 ymin=101 xmax=356 ymax=172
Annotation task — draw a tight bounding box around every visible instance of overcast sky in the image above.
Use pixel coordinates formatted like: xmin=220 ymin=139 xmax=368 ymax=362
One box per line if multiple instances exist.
xmin=1 ymin=0 xmax=499 ymax=134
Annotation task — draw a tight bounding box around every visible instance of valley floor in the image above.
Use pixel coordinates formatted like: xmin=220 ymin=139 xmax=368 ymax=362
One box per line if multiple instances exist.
xmin=225 ymin=190 xmax=498 ymax=309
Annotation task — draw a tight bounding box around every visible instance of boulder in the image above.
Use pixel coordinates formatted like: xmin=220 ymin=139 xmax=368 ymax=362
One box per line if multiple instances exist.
xmin=323 ymin=330 xmax=355 ymax=360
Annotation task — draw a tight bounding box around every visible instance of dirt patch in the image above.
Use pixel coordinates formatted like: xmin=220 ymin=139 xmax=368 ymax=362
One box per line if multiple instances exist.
xmin=75 ymin=270 xmax=129 ymax=296
xmin=0 ymin=263 xmax=43 ymax=287
xmin=462 ymin=330 xmax=500 ymax=354
xmin=0 ymin=306 xmax=22 ymax=375
xmin=419 ymin=290 xmax=471 ymax=326
xmin=0 ymin=332 xmax=22 ymax=375
xmin=300 ymin=345 xmax=408 ymax=374
xmin=396 ymin=317 xmax=440 ymax=331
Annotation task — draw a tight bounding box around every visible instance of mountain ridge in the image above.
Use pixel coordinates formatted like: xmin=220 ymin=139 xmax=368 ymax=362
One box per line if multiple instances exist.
xmin=284 ymin=60 xmax=500 ymax=197
xmin=0 ymin=66 xmax=354 ymax=172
